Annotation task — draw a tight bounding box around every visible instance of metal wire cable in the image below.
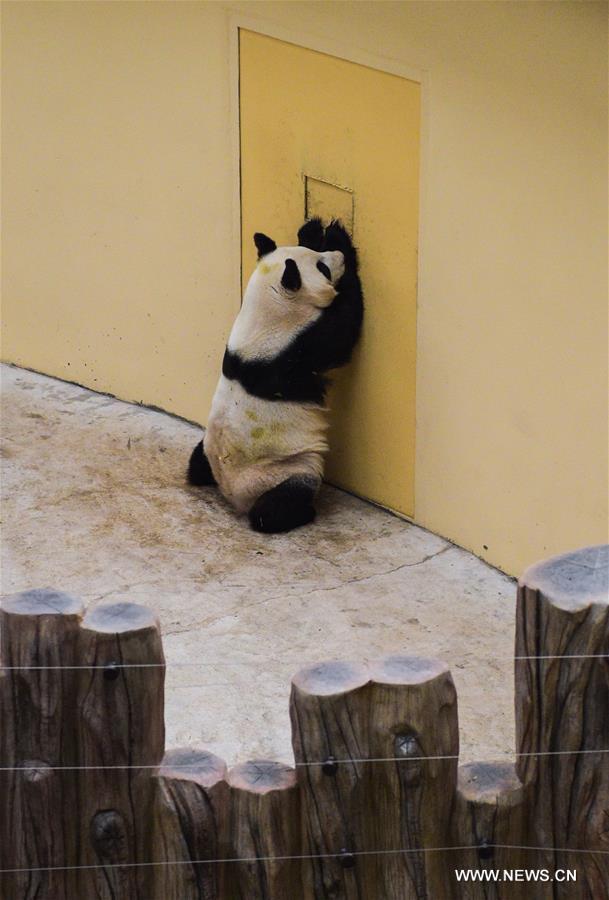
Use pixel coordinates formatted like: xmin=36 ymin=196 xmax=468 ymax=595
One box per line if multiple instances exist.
xmin=1 ymin=746 xmax=608 ymax=773
xmin=1 ymin=653 xmax=607 ymax=670
xmin=1 ymin=843 xmax=608 ymax=875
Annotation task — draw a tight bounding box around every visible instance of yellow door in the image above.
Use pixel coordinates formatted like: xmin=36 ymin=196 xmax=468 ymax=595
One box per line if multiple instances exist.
xmin=239 ymin=30 xmax=420 ymax=517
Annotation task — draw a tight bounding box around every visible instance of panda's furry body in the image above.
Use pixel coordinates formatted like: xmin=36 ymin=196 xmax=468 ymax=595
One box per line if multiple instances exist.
xmin=188 ymin=218 xmax=363 ymax=533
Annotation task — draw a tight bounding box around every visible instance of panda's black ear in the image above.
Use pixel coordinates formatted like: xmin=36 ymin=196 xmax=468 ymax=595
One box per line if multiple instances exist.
xmin=254 ymin=233 xmax=277 ymax=258
xmin=298 ymin=217 xmax=324 ymax=251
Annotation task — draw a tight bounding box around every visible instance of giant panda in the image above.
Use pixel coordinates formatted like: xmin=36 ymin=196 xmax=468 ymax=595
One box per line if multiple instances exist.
xmin=187 ymin=217 xmax=363 ymax=533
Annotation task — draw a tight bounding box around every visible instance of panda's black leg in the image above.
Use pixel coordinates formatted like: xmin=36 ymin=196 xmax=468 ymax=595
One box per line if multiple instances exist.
xmin=248 ymin=477 xmax=317 ymax=533
xmin=187 ymin=440 xmax=217 ymax=486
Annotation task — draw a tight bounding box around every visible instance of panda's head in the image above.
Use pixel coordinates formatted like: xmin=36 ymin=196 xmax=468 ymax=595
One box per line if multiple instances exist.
xmin=249 ymin=232 xmax=345 ymax=310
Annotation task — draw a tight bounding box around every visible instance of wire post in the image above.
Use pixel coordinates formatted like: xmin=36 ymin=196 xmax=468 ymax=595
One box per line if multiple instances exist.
xmin=151 ymin=748 xmax=229 ymax=899
xmin=456 ymin=760 xmax=530 ymax=891
xmin=0 ymin=589 xmax=84 ymax=899
xmin=76 ymin=603 xmax=166 ymax=897
xmin=227 ymin=759 xmax=300 ymax=897
xmin=515 ymin=545 xmax=609 ymax=895
xmin=290 ymin=656 xmax=459 ymax=898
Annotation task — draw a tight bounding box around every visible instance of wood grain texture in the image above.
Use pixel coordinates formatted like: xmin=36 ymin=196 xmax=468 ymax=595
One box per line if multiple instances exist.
xmin=290 ymin=660 xmax=369 ymax=899
xmin=290 ymin=656 xmax=459 ymax=899
xmin=2 ymin=761 xmax=66 ymax=900
xmin=227 ymin=759 xmax=301 ymax=899
xmin=515 ymin=545 xmax=609 ymax=899
xmin=0 ymin=589 xmax=84 ymax=900
xmin=73 ymin=602 xmax=165 ymax=899
xmin=0 ymin=596 xmax=169 ymax=899
xmin=454 ymin=761 xmax=529 ymax=899
xmin=0 ymin=589 xmax=84 ymax=763
xmin=146 ymin=747 xmax=228 ymax=900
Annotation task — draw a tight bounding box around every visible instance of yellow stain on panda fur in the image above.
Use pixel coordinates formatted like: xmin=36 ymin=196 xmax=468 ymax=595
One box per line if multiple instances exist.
xmin=240 ymin=31 xmax=420 ymax=518
xmin=258 ymin=261 xmax=280 ymax=276
xmin=250 ymin=421 xmax=285 ymax=441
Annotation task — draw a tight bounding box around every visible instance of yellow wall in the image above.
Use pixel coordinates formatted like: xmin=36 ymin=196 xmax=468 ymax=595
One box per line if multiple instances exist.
xmin=1 ymin=1 xmax=239 ymax=420
xmin=2 ymin=1 xmax=607 ymax=575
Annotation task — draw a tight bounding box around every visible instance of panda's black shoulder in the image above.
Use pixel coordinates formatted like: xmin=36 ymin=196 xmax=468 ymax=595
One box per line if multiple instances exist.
xmin=222 ymin=346 xmax=328 ymax=404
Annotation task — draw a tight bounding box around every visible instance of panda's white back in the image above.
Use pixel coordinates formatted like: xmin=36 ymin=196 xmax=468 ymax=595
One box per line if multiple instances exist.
xmin=203 ymin=244 xmax=343 ymax=513
xmin=204 ymin=376 xmax=328 ymax=513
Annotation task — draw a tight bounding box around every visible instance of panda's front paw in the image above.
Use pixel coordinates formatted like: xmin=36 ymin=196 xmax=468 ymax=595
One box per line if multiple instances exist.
xmin=323 ymin=220 xmax=357 ymax=270
xmin=248 ymin=477 xmax=317 ymax=533
xmin=297 ymin=217 xmax=325 ymax=251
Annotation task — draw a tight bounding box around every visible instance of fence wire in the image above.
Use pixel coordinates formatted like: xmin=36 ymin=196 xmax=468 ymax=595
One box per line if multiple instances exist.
xmin=1 ymin=652 xmax=607 ymax=671
xmin=1 ymin=843 xmax=608 ymax=876
xmin=1 ymin=746 xmax=609 ymax=774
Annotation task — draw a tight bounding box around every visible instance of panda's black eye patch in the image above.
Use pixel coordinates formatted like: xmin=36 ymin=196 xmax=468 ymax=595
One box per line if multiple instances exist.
xmin=316 ymin=261 xmax=332 ymax=281
xmin=281 ymin=258 xmax=301 ymax=292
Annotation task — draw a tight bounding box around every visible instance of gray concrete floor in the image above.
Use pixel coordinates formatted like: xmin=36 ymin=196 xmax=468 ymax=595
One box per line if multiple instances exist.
xmin=1 ymin=364 xmax=517 ymax=767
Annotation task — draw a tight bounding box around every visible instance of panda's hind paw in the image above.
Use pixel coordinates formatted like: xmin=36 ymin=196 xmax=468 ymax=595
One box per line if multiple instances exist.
xmin=187 ymin=440 xmax=217 ymax=486
xmin=248 ymin=477 xmax=317 ymax=533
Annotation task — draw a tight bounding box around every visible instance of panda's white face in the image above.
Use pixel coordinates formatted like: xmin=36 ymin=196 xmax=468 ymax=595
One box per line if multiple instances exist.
xmin=251 ymin=246 xmax=345 ymax=310
xmin=228 ymin=245 xmax=345 ymax=362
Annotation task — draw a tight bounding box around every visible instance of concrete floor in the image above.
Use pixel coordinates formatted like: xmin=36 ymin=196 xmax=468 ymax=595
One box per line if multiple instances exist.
xmin=1 ymin=364 xmax=517 ymax=767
